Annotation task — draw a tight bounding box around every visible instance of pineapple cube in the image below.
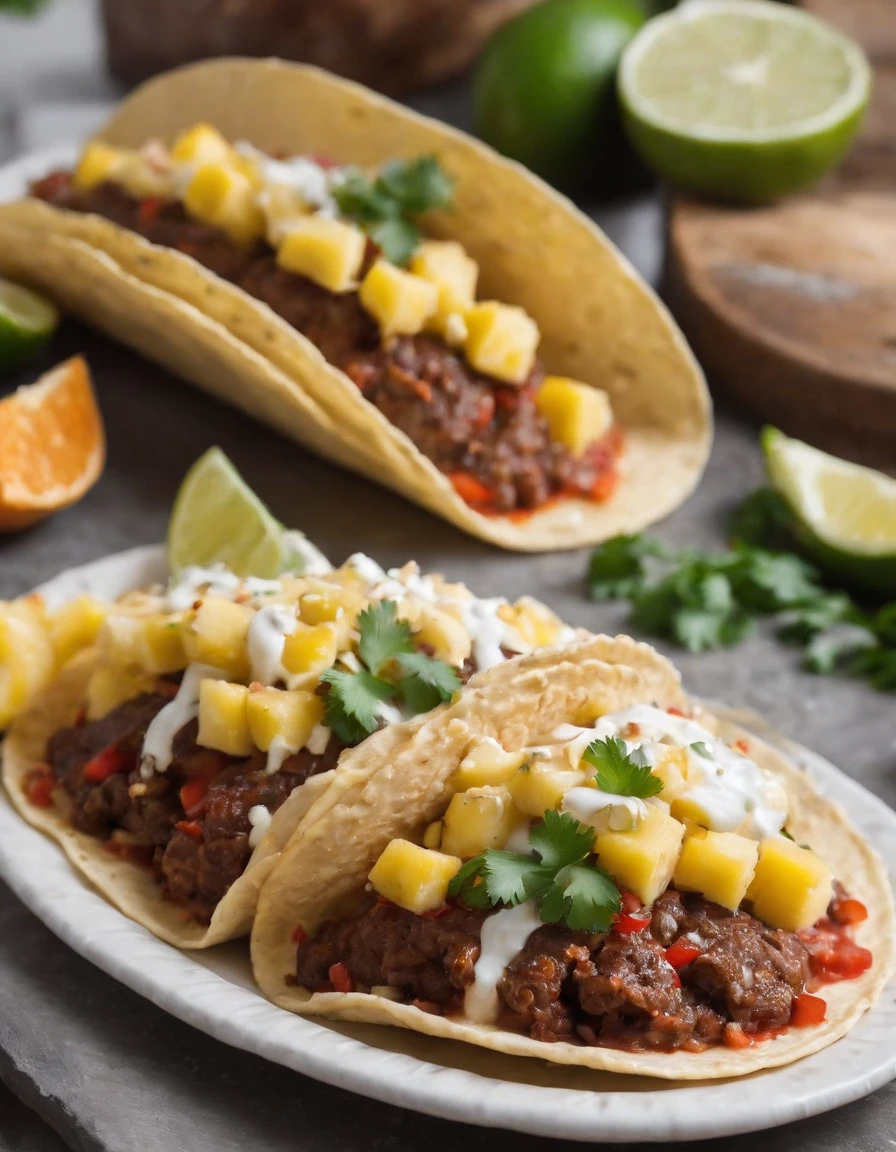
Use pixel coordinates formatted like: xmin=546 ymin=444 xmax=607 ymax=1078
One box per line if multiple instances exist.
xmin=595 ymin=806 xmax=685 ymax=904
xmin=652 ymin=747 xmax=688 ymax=802
xmin=454 ymin=737 xmax=525 ymax=790
xmin=0 ymin=609 xmax=55 ymax=729
xmin=369 ymin=839 xmax=461 ymax=914
xmin=181 ymin=597 xmax=253 ymax=682
xmin=504 ymin=596 xmax=567 ymax=648
xmin=441 ymin=786 xmax=521 ymax=858
xmin=86 ymin=665 xmax=157 ymax=721
xmin=281 ymin=622 xmax=339 ymax=681
xmin=747 ymin=838 xmax=834 ymax=932
xmin=171 ymin=123 xmax=233 ymax=167
xmin=197 ymin=680 xmax=253 ymax=756
xmin=246 ymin=687 xmax=323 ymax=752
xmin=73 ymin=141 xmax=126 ymax=190
xmin=183 ymin=163 xmax=264 ymax=246
xmin=49 ymin=596 xmax=107 ymax=667
xmin=410 ymin=240 xmax=478 ymax=326
xmin=135 ymin=613 xmax=187 ymax=674
xmin=509 ymin=762 xmax=586 ymax=818
xmin=423 ymin=820 xmax=443 ymax=850
xmin=409 ymin=605 xmax=471 ymax=668
xmin=298 ymin=582 xmax=363 ymax=628
xmin=276 ymin=217 xmax=367 ymax=293
xmin=114 ymin=153 xmax=173 ymax=200
xmin=464 ymin=301 xmax=539 ymax=385
xmin=535 ymin=377 xmax=613 ymax=457
xmin=674 ymin=831 xmax=758 ymax=911
xmin=359 ymin=259 xmax=438 ymax=338
xmin=671 ymin=790 xmax=744 ymax=833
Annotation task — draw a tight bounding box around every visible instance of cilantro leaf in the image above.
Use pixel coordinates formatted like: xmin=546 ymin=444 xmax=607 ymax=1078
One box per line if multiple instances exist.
xmin=529 ymin=809 xmax=594 ymax=871
xmin=447 ymin=857 xmax=493 ymax=909
xmin=588 ymin=534 xmax=668 ymax=599
xmin=320 ymin=668 xmax=396 ymax=745
xmin=376 ymin=156 xmax=454 ymax=214
xmin=366 ymin=218 xmax=421 ymax=266
xmin=729 ymin=488 xmax=795 ymax=550
xmin=447 ymin=851 xmax=548 ymax=908
xmin=394 ymin=651 xmax=460 ymax=714
xmin=582 ymin=736 xmax=663 ymax=799
xmin=539 ymin=863 xmax=621 ymax=933
xmin=357 ymin=600 xmax=413 ymax=677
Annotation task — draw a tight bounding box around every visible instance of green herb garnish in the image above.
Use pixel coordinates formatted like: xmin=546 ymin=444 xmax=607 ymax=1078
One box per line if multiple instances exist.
xmin=448 ymin=810 xmax=621 ymax=933
xmin=689 ymin=741 xmax=712 ymax=759
xmin=333 ymin=155 xmax=454 ymax=265
xmin=581 ymin=736 xmax=664 ymax=798
xmin=321 ymin=600 xmax=460 ymax=745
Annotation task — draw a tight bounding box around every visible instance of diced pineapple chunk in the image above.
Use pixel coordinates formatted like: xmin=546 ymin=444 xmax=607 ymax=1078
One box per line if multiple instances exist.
xmin=246 ymin=687 xmax=323 ymax=753
xmin=407 ymin=604 xmax=471 ymax=667
xmin=359 ymin=259 xmax=438 ymax=338
xmin=0 ymin=608 xmax=55 ymax=729
xmin=136 ymin=613 xmax=188 ymax=674
xmin=86 ymin=665 xmax=157 ymax=721
xmin=747 ymin=838 xmax=834 ymax=932
xmin=183 ymin=163 xmax=264 ymax=245
xmin=298 ymin=582 xmax=363 ymax=627
xmin=197 ymin=680 xmax=252 ymax=756
xmin=281 ymin=622 xmax=339 ymax=681
xmin=114 ymin=153 xmax=173 ymax=200
xmin=181 ymin=597 xmax=253 ymax=682
xmin=369 ymin=839 xmax=461 ymax=914
xmin=503 ymin=596 xmax=567 ymax=649
xmin=674 ymin=831 xmax=758 ymax=911
xmin=171 ymin=123 xmax=233 ymax=167
xmin=74 ymin=141 xmax=126 ymax=190
xmin=49 ymin=596 xmax=107 ymax=667
xmin=423 ymin=821 xmax=443 ymax=850
xmin=276 ymin=217 xmax=367 ymax=293
xmin=410 ymin=240 xmax=478 ymax=328
xmin=464 ymin=301 xmax=539 ymax=385
xmin=535 ymin=377 xmax=613 ymax=457
xmin=595 ymin=806 xmax=685 ymax=905
xmin=652 ymin=747 xmax=688 ymax=802
xmin=509 ymin=762 xmax=586 ymax=818
xmin=441 ymin=786 xmax=521 ymax=857
xmin=454 ymin=737 xmax=526 ymax=790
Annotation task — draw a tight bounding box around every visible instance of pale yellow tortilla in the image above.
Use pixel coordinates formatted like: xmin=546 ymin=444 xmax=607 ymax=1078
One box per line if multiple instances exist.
xmin=0 ymin=58 xmax=711 ymax=551
xmin=251 ymin=635 xmax=895 ymax=1079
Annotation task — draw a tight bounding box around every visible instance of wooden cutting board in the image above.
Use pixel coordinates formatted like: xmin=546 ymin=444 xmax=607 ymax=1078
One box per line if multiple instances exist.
xmin=664 ymin=0 xmax=896 ymax=470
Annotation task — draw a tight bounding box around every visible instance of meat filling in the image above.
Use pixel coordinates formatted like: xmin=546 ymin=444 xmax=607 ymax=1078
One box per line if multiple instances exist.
xmin=31 ymin=173 xmax=621 ymax=513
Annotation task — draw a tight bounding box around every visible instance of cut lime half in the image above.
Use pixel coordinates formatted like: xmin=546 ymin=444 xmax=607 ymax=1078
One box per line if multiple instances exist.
xmin=168 ymin=447 xmax=330 ymax=578
xmin=618 ymin=0 xmax=871 ymax=201
xmin=0 ymin=278 xmax=59 ymax=370
xmin=763 ymin=427 xmax=896 ymax=596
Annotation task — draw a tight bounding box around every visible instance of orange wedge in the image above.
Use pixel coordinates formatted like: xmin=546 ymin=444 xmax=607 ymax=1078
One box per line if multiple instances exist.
xmin=0 ymin=356 xmax=106 ymax=531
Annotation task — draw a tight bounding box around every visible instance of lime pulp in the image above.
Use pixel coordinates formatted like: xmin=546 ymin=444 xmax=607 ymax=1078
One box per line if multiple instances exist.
xmin=0 ymin=278 xmax=59 ymax=370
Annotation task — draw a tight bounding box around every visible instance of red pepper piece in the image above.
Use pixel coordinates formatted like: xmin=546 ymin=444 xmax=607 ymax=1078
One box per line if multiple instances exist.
xmin=447 ymin=471 xmax=495 ymax=507
xmin=618 ymin=890 xmax=642 ymax=914
xmin=734 ymin=739 xmax=751 ymax=754
xmin=474 ymin=395 xmax=495 ymax=429
xmin=590 ymin=470 xmax=619 ymax=503
xmin=179 ymin=776 xmax=210 ymax=814
xmin=614 ymin=912 xmax=651 ymax=935
xmin=24 ymin=766 xmax=55 ymax=807
xmin=83 ymin=744 xmax=129 ymax=783
xmin=174 ymin=820 xmax=204 ymax=841
xmin=791 ymin=992 xmax=827 ymax=1027
xmin=665 ymin=941 xmax=701 ymax=969
xmin=831 ymin=897 xmax=868 ymax=926
xmin=328 ymin=962 xmax=354 ymax=993
xmin=667 ymin=707 xmax=685 ymax=717
xmin=817 ymin=941 xmax=873 ymax=981
xmin=138 ymin=197 xmax=165 ymax=223
xmin=292 ymin=925 xmax=308 ymax=946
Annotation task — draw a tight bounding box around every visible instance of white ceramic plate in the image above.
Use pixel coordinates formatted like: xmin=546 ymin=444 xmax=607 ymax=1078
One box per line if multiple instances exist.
xmin=2 ymin=551 xmax=896 ymax=1143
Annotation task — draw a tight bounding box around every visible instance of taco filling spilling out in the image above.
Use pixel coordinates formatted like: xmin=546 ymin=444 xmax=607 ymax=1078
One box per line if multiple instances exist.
xmin=22 ymin=554 xmax=570 ymax=925
xmin=31 ymin=125 xmax=622 ymax=516
xmin=292 ymin=705 xmax=872 ymax=1052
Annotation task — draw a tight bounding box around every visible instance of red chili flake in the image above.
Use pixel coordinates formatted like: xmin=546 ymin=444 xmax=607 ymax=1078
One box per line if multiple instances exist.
xmin=24 ymin=766 xmax=55 ymax=808
xmin=291 ymin=925 xmax=308 ymax=946
xmin=83 ymin=744 xmax=129 ymax=783
xmin=328 ymin=962 xmax=354 ymax=993
xmin=174 ymin=820 xmax=204 ymax=841
xmin=734 ymin=739 xmax=751 ymax=754
xmin=667 ymin=707 xmax=685 ymax=717
xmin=791 ymin=992 xmax=827 ymax=1028
xmin=665 ymin=941 xmax=701 ymax=969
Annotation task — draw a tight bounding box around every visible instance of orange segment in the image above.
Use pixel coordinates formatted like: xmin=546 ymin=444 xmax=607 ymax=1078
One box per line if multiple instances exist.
xmin=0 ymin=356 xmax=105 ymax=531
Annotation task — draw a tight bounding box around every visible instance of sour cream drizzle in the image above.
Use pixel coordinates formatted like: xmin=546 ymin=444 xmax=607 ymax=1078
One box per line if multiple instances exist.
xmin=247 ymin=604 xmax=297 ymax=685
xmin=465 ymin=901 xmax=544 ymax=1024
xmin=140 ymin=663 xmax=223 ymax=779
xmin=562 ymin=787 xmax=647 ymax=833
xmin=165 ymin=565 xmax=242 ymax=611
xmin=247 ymin=803 xmax=272 ymax=849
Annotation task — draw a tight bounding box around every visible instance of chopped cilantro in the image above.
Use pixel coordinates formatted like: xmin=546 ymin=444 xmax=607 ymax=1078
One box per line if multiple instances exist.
xmin=449 ymin=810 xmax=621 ymax=934
xmin=689 ymin=741 xmax=712 ymax=759
xmin=320 ymin=668 xmax=394 ymax=745
xmin=582 ymin=736 xmax=663 ymax=799
xmin=357 ymin=600 xmax=414 ymax=675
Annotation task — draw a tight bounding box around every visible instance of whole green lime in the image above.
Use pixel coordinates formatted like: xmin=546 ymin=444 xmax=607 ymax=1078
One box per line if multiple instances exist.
xmin=474 ymin=0 xmax=646 ymax=193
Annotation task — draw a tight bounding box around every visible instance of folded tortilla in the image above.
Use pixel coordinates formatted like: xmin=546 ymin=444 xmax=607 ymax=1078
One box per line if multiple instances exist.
xmin=0 ymin=58 xmax=711 ymax=551
xmin=251 ymin=634 xmax=894 ymax=1079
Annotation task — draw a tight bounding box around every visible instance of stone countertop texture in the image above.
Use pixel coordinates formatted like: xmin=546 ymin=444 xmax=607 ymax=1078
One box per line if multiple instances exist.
xmin=0 ymin=2 xmax=894 ymax=1149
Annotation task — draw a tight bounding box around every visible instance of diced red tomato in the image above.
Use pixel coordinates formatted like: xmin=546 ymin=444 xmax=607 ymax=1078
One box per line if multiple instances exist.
xmin=618 ymin=890 xmax=642 ymax=915
xmin=791 ymin=993 xmax=827 ymax=1028
xmin=723 ymin=1024 xmax=753 ymax=1050
xmin=448 ymin=471 xmax=495 ymax=507
xmin=24 ymin=767 xmax=55 ymax=808
xmin=668 ymin=967 xmax=682 ymax=988
xmin=82 ymin=744 xmax=129 ymax=783
xmin=667 ymin=707 xmax=685 ymax=717
xmin=179 ymin=776 xmax=210 ymax=814
xmin=734 ymin=739 xmax=750 ymax=754
xmin=614 ymin=912 xmax=651 ymax=936
xmin=813 ymin=941 xmax=873 ymax=981
xmin=590 ymin=470 xmax=619 ymax=502
xmin=328 ymin=962 xmax=354 ymax=993
xmin=665 ymin=941 xmax=701 ymax=969
xmin=138 ymin=197 xmax=165 ymax=223
xmin=174 ymin=819 xmax=204 ymax=841
xmin=292 ymin=925 xmax=308 ymax=946
xmin=831 ymin=897 xmax=868 ymax=926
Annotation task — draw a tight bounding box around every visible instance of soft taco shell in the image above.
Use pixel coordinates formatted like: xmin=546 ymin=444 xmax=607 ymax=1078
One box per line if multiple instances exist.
xmin=0 ymin=58 xmax=711 ymax=551
xmin=251 ymin=634 xmax=895 ymax=1079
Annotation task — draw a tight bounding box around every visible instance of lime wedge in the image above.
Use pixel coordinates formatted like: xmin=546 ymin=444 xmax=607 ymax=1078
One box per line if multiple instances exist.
xmin=0 ymin=278 xmax=60 ymax=370
xmin=168 ymin=448 xmax=330 ymax=578
xmin=618 ymin=0 xmax=871 ymax=201
xmin=763 ymin=427 xmax=896 ymax=596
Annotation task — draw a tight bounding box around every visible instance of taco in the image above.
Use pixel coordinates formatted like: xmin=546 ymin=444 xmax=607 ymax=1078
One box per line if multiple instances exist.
xmin=0 ymin=59 xmax=710 ymax=551
xmin=251 ymin=635 xmax=894 ymax=1078
xmin=2 ymin=552 xmax=576 ymax=948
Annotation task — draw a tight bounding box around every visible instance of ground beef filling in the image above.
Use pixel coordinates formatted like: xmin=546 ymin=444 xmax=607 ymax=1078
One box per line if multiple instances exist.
xmin=45 ymin=694 xmax=345 ymax=923
xmin=295 ymin=888 xmax=815 ymax=1052
xmin=31 ymin=173 xmax=621 ymax=514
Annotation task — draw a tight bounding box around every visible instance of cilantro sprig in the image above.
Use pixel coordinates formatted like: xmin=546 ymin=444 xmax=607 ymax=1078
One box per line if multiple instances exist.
xmin=586 ymin=490 xmax=896 ymax=692
xmin=321 ymin=600 xmax=460 ymax=745
xmin=582 ymin=736 xmax=663 ymax=799
xmin=449 ymin=810 xmax=621 ymax=933
xmin=333 ymin=156 xmax=454 ymax=265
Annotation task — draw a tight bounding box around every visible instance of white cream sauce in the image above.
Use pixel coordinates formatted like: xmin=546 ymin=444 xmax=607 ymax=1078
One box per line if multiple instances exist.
xmin=306 ymin=723 xmax=331 ymax=756
xmin=165 ymin=565 xmax=241 ymax=611
xmin=247 ymin=604 xmax=297 ymax=685
xmin=140 ymin=663 xmax=223 ymax=779
xmin=247 ymin=803 xmax=272 ymax=849
xmin=562 ymin=786 xmax=647 ymax=833
xmin=464 ymin=901 xmax=544 ymax=1024
xmin=457 ymin=597 xmax=524 ymax=672
xmin=265 ymin=735 xmax=295 ymax=776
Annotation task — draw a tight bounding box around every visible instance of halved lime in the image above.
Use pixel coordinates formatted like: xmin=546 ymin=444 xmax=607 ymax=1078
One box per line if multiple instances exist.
xmin=168 ymin=447 xmax=329 ymax=578
xmin=618 ymin=0 xmax=871 ymax=202
xmin=763 ymin=427 xmax=896 ymax=596
xmin=0 ymin=278 xmax=59 ymax=370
